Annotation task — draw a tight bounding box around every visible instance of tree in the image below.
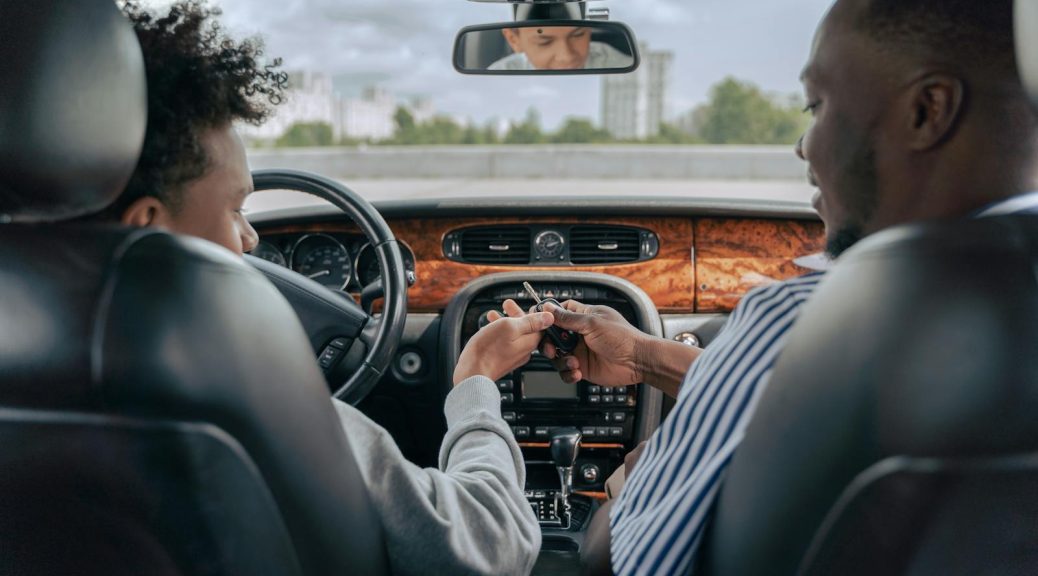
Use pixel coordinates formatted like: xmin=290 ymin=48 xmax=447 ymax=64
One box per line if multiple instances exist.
xmin=275 ymin=122 xmax=334 ymax=147
xmin=551 ymin=117 xmax=612 ymax=144
xmin=392 ymin=106 xmax=418 ymax=144
xmin=694 ymin=77 xmax=808 ymax=145
xmin=504 ymin=108 xmax=544 ymax=144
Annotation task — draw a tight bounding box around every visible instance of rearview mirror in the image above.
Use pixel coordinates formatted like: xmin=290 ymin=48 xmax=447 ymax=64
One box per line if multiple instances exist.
xmin=453 ymin=20 xmax=639 ymax=75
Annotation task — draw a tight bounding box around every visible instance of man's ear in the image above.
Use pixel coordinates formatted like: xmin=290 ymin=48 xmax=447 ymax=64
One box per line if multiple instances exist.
xmin=905 ymin=74 xmax=966 ymax=151
xmin=120 ymin=196 xmax=171 ymax=229
xmin=501 ymin=28 xmax=522 ymax=53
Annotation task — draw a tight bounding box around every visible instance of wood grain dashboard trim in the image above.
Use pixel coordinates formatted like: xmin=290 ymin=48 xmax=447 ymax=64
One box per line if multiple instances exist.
xmin=257 ymin=216 xmax=825 ymax=314
xmin=259 ymin=216 xmax=695 ymax=313
xmin=694 ymin=218 xmax=826 ymax=313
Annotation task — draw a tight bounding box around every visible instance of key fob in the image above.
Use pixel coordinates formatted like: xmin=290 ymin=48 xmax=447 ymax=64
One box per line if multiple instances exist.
xmin=534 ymin=297 xmax=580 ymax=355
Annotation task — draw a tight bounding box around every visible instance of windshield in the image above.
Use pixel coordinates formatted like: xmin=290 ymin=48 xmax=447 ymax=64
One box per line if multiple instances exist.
xmin=142 ymin=0 xmax=834 ymax=213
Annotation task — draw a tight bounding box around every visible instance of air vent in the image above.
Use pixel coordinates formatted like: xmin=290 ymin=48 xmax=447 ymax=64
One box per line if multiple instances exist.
xmin=570 ymin=226 xmax=645 ymax=264
xmin=456 ymin=226 xmax=531 ymax=264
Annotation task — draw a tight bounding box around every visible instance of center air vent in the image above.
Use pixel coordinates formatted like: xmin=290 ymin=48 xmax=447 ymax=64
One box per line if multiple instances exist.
xmin=448 ymin=226 xmax=532 ymax=264
xmin=570 ymin=226 xmax=652 ymax=265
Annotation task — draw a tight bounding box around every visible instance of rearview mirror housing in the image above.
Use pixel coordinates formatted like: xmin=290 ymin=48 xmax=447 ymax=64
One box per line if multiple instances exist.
xmin=453 ymin=20 xmax=640 ymax=75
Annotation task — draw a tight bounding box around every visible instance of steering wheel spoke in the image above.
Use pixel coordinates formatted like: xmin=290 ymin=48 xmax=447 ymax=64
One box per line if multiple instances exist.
xmin=249 ymin=170 xmax=408 ymax=406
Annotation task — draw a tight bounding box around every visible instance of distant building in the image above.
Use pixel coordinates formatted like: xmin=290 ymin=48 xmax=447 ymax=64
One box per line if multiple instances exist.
xmin=239 ymin=71 xmax=337 ymax=142
xmin=340 ymin=86 xmax=397 ymax=141
xmin=239 ymin=70 xmax=435 ymax=144
xmin=600 ymin=44 xmax=673 ymax=139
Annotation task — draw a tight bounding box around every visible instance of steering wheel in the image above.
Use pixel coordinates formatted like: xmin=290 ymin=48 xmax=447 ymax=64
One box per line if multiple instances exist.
xmin=245 ymin=169 xmax=407 ymax=405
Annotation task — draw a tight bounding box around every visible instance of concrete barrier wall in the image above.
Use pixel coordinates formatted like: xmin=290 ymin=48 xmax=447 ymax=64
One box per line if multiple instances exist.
xmin=246 ymin=145 xmax=807 ymax=180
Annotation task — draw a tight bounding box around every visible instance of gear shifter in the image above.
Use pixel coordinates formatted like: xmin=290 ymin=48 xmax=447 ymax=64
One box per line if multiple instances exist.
xmin=550 ymin=427 xmax=582 ymax=524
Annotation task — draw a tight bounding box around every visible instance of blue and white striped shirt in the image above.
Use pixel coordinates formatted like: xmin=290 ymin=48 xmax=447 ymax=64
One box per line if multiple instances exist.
xmin=610 ymin=272 xmax=825 ymax=575
xmin=609 ymin=192 xmax=1038 ymax=575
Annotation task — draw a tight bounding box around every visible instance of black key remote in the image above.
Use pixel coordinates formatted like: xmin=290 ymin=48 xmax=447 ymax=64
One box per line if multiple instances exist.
xmin=523 ymin=282 xmax=580 ymax=355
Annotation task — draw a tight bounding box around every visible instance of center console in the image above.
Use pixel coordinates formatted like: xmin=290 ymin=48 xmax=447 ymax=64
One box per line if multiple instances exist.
xmin=442 ymin=272 xmax=665 ymax=532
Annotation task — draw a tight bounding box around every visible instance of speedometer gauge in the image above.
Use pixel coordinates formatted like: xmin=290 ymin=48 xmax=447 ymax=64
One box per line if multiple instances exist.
xmin=355 ymin=243 xmax=416 ymax=287
xmin=291 ymin=234 xmax=352 ymax=290
xmin=251 ymin=241 xmax=286 ymax=267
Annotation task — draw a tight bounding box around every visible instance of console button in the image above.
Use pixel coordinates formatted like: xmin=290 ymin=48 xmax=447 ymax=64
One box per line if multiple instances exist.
xmin=612 ymin=412 xmax=627 ymax=423
xmin=588 ymin=385 xmax=601 ymax=394
xmin=497 ymin=379 xmax=514 ymax=391
xmin=588 ymin=395 xmax=601 ymax=404
xmin=602 ymin=395 xmax=614 ymax=404
xmin=616 ymin=394 xmax=628 ymax=404
xmin=501 ymin=393 xmax=514 ymax=405
xmin=596 ymin=427 xmax=610 ymax=437
xmin=503 ymin=412 xmax=517 ymax=423
xmin=582 ymin=426 xmax=597 ymax=438
xmin=610 ymin=427 xmax=623 ymax=437
xmin=516 ymin=426 xmax=531 ymax=438
xmin=534 ymin=427 xmax=550 ymax=438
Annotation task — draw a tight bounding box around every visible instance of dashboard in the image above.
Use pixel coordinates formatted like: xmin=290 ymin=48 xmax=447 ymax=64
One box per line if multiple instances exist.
xmin=250 ymin=204 xmax=824 ymax=531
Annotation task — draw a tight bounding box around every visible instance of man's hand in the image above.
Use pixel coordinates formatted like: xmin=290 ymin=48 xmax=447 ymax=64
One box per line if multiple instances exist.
xmin=453 ymin=299 xmax=554 ymax=386
xmin=545 ymin=300 xmax=703 ymax=398
xmin=541 ymin=300 xmax=647 ymax=388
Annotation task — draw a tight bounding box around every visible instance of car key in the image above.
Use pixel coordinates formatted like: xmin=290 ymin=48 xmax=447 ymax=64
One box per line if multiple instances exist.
xmin=523 ymin=282 xmax=580 ymax=356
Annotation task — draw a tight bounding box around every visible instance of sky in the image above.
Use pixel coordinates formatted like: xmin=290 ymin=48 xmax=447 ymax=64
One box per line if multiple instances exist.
xmin=147 ymin=0 xmax=835 ymax=130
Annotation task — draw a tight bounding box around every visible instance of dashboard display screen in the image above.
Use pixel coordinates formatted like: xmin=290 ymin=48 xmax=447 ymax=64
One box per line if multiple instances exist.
xmin=522 ymin=372 xmax=577 ymax=400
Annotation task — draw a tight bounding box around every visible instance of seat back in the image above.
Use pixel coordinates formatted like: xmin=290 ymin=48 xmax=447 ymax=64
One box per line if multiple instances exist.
xmin=701 ymin=216 xmax=1038 ymax=576
xmin=0 ymin=2 xmax=388 ymax=574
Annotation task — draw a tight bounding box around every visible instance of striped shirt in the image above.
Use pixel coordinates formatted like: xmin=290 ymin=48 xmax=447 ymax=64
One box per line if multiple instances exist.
xmin=610 ymin=272 xmax=825 ymax=575
xmin=610 ymin=192 xmax=1038 ymax=575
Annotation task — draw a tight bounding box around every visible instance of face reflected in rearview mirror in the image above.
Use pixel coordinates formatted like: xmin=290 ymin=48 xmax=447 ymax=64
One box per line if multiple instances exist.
xmin=454 ymin=21 xmax=639 ymax=75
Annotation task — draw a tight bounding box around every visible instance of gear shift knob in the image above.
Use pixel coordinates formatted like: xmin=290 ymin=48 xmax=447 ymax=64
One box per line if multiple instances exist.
xmin=550 ymin=427 xmax=582 ymax=468
xmin=549 ymin=427 xmax=582 ymax=525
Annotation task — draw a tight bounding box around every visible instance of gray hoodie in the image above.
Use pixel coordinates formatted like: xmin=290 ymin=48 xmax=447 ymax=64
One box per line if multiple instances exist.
xmin=332 ymin=376 xmax=541 ymax=575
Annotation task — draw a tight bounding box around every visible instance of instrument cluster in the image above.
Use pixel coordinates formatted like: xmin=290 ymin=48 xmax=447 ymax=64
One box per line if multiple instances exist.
xmin=251 ymin=233 xmax=416 ymax=292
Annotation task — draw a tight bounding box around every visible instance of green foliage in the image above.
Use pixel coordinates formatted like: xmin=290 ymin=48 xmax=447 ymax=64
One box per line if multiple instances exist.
xmin=694 ymin=77 xmax=808 ymax=145
xmin=644 ymin=123 xmax=702 ymax=145
xmin=275 ymin=122 xmax=334 ymax=147
xmin=504 ymin=108 xmax=544 ymax=144
xmin=551 ymin=117 xmax=612 ymax=144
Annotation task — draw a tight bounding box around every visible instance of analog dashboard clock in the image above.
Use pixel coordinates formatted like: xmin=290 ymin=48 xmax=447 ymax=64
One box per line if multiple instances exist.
xmin=534 ymin=230 xmax=565 ymax=260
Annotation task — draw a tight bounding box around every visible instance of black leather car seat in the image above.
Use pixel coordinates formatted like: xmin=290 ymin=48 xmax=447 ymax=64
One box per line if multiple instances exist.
xmin=699 ymin=4 xmax=1038 ymax=572
xmin=0 ymin=2 xmax=388 ymax=574
xmin=701 ymin=217 xmax=1038 ymax=576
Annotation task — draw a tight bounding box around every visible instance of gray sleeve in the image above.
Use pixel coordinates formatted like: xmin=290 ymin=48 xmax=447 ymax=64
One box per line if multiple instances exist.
xmin=332 ymin=376 xmax=541 ymax=576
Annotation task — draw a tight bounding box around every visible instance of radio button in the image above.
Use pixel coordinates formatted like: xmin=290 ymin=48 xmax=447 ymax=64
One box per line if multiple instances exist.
xmin=616 ymin=394 xmax=628 ymax=404
xmin=497 ymin=379 xmax=514 ymax=391
xmin=501 ymin=393 xmax=514 ymax=405
xmin=611 ymin=412 xmax=627 ymax=423
xmin=515 ymin=426 xmax=530 ymax=438
xmin=588 ymin=395 xmax=601 ymax=404
xmin=610 ymin=427 xmax=623 ymax=437
xmin=588 ymin=385 xmax=601 ymax=394
xmin=582 ymin=426 xmax=597 ymax=438
xmin=596 ymin=427 xmax=610 ymax=437
xmin=602 ymin=395 xmax=614 ymax=403
xmin=503 ymin=412 xmax=517 ymax=423
xmin=534 ymin=427 xmax=550 ymax=438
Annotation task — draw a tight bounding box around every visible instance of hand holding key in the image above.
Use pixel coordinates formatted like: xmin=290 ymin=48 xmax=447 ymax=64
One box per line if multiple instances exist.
xmin=454 ymin=299 xmax=555 ymax=386
xmin=540 ymin=299 xmax=648 ymax=387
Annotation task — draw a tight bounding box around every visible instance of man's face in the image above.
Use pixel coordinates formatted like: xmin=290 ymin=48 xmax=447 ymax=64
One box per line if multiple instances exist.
xmin=796 ymin=0 xmax=898 ymax=258
xmin=124 ymin=125 xmax=259 ymax=255
xmin=502 ymin=26 xmax=592 ymax=70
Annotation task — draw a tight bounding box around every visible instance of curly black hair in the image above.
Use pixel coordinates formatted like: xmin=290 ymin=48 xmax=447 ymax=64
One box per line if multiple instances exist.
xmin=103 ymin=0 xmax=286 ymax=217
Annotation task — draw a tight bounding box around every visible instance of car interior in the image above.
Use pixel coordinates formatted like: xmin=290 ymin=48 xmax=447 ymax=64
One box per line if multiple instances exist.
xmin=1 ymin=0 xmax=1036 ymax=575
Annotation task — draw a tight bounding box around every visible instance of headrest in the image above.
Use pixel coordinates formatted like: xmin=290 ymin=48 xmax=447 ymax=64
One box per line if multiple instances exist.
xmin=0 ymin=1 xmax=146 ymax=223
xmin=1018 ymin=0 xmax=1038 ymax=108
